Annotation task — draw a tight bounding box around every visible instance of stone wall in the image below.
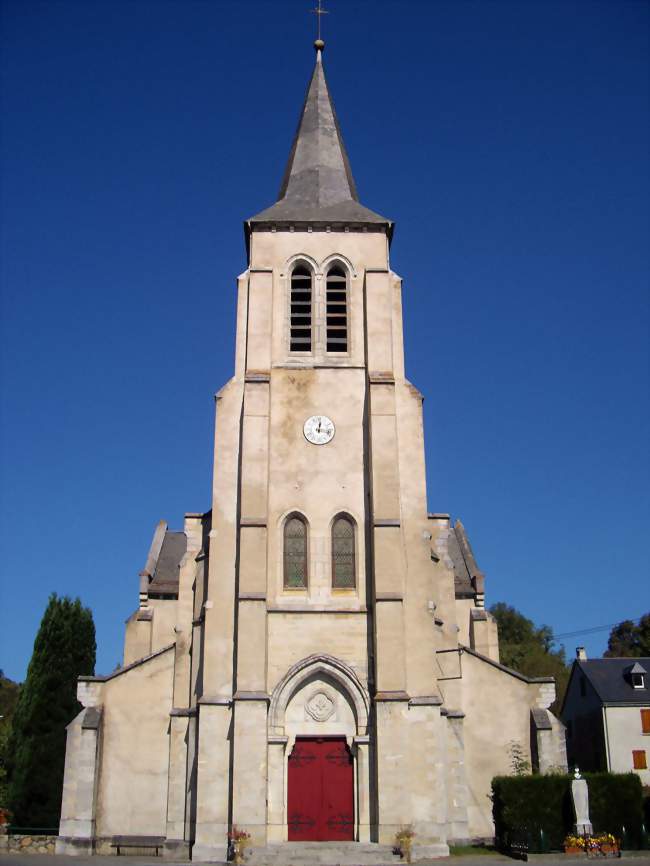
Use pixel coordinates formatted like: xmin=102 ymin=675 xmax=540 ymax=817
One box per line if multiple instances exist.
xmin=0 ymin=834 xmax=57 ymax=854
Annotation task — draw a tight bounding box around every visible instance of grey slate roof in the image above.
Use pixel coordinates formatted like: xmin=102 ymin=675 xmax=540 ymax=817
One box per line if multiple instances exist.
xmin=578 ymin=657 xmax=650 ymax=704
xmin=447 ymin=520 xmax=482 ymax=598
xmin=148 ymin=530 xmax=186 ymax=597
xmin=248 ymin=49 xmax=392 ymax=231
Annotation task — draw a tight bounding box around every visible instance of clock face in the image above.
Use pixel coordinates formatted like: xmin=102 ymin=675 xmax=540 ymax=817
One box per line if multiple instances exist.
xmin=303 ymin=415 xmax=335 ymax=445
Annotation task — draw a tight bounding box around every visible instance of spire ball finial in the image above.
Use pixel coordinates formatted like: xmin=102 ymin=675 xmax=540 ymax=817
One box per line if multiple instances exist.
xmin=314 ymin=38 xmax=325 ymax=52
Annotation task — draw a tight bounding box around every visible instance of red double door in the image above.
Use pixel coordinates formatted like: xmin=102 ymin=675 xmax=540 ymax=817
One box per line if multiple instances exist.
xmin=287 ymin=737 xmax=354 ymax=841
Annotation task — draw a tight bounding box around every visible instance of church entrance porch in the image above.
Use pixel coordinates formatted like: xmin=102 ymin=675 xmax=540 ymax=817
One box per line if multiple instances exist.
xmin=287 ymin=737 xmax=354 ymax=841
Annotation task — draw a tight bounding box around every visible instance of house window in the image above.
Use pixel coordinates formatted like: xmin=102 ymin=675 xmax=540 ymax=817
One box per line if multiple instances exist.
xmin=284 ymin=515 xmax=308 ymax=589
xmin=290 ymin=265 xmax=313 ymax=352
xmin=641 ymin=709 xmax=650 ymax=734
xmin=332 ymin=515 xmax=355 ymax=589
xmin=632 ymin=750 xmax=647 ymax=770
xmin=632 ymin=672 xmax=645 ymax=689
xmin=326 ymin=265 xmax=348 ymax=353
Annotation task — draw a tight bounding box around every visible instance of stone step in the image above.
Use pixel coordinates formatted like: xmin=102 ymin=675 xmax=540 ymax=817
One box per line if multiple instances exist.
xmin=245 ymin=841 xmax=449 ymax=865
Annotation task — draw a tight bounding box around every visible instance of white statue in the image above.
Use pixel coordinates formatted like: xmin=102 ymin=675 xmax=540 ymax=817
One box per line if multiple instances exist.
xmin=571 ymin=767 xmax=593 ymax=835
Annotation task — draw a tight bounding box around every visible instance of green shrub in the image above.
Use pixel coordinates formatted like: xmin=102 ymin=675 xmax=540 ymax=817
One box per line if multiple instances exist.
xmin=585 ymin=773 xmax=643 ymax=842
xmin=492 ymin=773 xmax=644 ymax=852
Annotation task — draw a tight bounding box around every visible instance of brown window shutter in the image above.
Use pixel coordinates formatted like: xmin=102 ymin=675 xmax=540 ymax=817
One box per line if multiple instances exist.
xmin=632 ymin=750 xmax=647 ymax=770
xmin=641 ymin=708 xmax=650 ymax=734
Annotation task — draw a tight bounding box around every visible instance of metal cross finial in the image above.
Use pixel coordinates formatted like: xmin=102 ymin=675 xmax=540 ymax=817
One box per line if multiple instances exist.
xmin=311 ymin=0 xmax=329 ymax=42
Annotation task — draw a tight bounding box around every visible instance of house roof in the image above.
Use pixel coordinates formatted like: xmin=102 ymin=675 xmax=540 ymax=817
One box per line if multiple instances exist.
xmin=577 ymin=657 xmax=650 ymax=704
xmin=247 ymin=46 xmax=392 ymax=234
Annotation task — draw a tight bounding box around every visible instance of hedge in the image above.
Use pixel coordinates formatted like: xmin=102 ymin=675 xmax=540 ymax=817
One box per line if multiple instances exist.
xmin=492 ymin=772 xmax=644 ymax=852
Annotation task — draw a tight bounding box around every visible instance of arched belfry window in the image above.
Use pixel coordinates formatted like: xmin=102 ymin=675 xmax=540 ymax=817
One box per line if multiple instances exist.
xmin=332 ymin=515 xmax=355 ymax=589
xmin=326 ymin=265 xmax=348 ymax=353
xmin=284 ymin=514 xmax=308 ymax=588
xmin=290 ymin=265 xmax=313 ymax=352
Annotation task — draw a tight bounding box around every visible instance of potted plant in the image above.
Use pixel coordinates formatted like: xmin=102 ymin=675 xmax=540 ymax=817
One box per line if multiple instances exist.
xmin=563 ymin=833 xmax=620 ymax=857
xmin=563 ymin=833 xmax=586 ymax=855
xmin=228 ymin=825 xmax=251 ymax=865
xmin=394 ymin=825 xmax=415 ymax=863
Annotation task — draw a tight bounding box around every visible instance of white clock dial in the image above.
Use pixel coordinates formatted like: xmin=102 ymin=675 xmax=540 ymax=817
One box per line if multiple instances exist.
xmin=303 ymin=415 xmax=335 ymax=445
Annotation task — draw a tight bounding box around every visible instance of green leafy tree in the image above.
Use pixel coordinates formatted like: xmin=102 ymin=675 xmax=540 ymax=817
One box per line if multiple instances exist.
xmin=490 ymin=602 xmax=569 ymax=712
xmin=0 ymin=672 xmax=22 ymax=809
xmin=604 ymin=613 xmax=650 ymax=657
xmin=7 ymin=595 xmax=95 ymax=828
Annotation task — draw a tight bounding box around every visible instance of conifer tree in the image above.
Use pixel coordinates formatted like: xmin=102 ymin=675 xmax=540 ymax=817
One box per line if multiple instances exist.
xmin=7 ymin=595 xmax=95 ymax=828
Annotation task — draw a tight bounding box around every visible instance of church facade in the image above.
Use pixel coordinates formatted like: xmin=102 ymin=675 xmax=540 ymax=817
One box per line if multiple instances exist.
xmin=57 ymin=43 xmax=566 ymax=862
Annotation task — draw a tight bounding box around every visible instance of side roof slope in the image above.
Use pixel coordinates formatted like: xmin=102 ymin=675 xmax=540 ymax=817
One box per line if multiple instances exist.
xmin=577 ymin=657 xmax=650 ymax=704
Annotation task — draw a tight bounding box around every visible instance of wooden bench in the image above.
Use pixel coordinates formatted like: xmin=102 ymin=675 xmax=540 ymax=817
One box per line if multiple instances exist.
xmin=110 ymin=836 xmax=165 ymax=856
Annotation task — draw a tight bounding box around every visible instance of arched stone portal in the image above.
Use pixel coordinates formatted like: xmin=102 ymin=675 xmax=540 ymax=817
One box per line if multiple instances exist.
xmin=267 ymin=655 xmax=371 ymax=843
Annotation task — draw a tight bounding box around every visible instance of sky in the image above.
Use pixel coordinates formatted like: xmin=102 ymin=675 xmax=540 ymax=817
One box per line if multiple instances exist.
xmin=1 ymin=0 xmax=648 ymax=683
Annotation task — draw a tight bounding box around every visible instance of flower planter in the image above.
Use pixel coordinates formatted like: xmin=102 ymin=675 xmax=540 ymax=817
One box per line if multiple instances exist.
xmin=565 ymin=846 xmax=583 ymax=855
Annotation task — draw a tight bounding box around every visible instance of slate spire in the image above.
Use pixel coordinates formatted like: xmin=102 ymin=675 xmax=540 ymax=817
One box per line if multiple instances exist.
xmin=248 ymin=44 xmax=392 ymax=233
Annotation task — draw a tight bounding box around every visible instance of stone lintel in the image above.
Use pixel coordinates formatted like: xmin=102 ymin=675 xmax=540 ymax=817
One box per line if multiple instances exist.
xmin=374 ymin=519 xmax=400 ymax=527
xmin=369 ymin=373 xmax=395 ymax=384
xmin=268 ymin=735 xmax=289 ymax=745
xmin=374 ymin=690 xmax=410 ymax=702
xmin=428 ymin=513 xmax=450 ymax=520
xmin=365 ymin=268 xmax=389 ymax=273
xmin=249 ymin=268 xmax=273 ymax=274
xmin=239 ymin=592 xmax=266 ymax=600
xmin=353 ymin=734 xmax=370 ymax=745
xmin=136 ymin=609 xmax=153 ymax=621
xmin=197 ymin=695 xmax=231 ymax=706
xmin=169 ymin=707 xmax=198 ymax=717
xmin=240 ymin=518 xmax=267 ymax=527
xmin=184 ymin=512 xmax=205 ymax=519
xmin=233 ymin=691 xmax=270 ymax=702
xmin=375 ymin=592 xmax=403 ymax=602
xmin=245 ymin=372 xmax=271 ymax=383
xmin=409 ymin=695 xmax=443 ymax=707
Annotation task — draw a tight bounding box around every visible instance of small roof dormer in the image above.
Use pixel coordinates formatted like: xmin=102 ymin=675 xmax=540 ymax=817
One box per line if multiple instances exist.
xmin=627 ymin=661 xmax=647 ymax=689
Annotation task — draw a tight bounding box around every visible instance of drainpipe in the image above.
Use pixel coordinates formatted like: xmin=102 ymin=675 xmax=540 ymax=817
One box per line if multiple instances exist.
xmin=602 ymin=706 xmax=612 ymax=771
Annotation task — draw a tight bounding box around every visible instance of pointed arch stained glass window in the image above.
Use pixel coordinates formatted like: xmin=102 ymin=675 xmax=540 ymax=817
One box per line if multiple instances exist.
xmin=284 ymin=516 xmax=308 ymax=588
xmin=332 ymin=516 xmax=355 ymax=588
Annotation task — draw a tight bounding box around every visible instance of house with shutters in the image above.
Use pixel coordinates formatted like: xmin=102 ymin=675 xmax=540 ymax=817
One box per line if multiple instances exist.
xmin=561 ymin=649 xmax=650 ymax=783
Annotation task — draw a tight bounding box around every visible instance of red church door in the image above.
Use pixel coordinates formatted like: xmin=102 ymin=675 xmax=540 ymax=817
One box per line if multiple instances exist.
xmin=287 ymin=737 xmax=354 ymax=841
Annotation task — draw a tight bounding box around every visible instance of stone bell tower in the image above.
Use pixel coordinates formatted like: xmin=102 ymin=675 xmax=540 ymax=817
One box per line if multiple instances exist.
xmin=191 ymin=39 xmax=453 ymax=861
xmin=58 ymin=37 xmax=567 ymax=865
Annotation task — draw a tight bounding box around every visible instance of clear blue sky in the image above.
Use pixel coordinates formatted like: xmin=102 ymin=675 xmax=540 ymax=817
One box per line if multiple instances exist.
xmin=1 ymin=0 xmax=648 ymax=682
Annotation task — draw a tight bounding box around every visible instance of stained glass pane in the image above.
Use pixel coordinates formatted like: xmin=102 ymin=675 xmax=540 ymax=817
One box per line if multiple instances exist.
xmin=284 ymin=517 xmax=307 ymax=588
xmin=332 ymin=517 xmax=355 ymax=588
